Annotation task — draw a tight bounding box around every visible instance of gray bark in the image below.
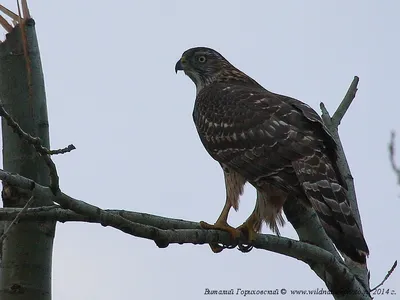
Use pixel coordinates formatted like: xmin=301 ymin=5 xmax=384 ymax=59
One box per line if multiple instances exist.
xmin=0 ymin=19 xmax=55 ymax=300
xmin=0 ymin=169 xmax=372 ymax=299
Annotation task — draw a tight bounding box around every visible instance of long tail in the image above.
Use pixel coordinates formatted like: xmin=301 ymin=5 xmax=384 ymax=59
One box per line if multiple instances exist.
xmin=292 ymin=154 xmax=369 ymax=264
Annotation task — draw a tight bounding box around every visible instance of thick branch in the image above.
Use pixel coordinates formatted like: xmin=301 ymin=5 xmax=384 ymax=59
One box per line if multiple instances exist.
xmin=284 ymin=197 xmax=347 ymax=296
xmin=0 ymin=170 xmax=371 ymax=299
xmin=2 ymin=203 xmax=367 ymax=299
xmin=320 ymin=77 xmax=369 ymax=292
xmin=0 ymin=206 xmax=200 ymax=228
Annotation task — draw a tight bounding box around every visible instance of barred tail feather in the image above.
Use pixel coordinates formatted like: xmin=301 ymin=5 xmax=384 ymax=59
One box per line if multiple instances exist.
xmin=292 ymin=154 xmax=369 ymax=264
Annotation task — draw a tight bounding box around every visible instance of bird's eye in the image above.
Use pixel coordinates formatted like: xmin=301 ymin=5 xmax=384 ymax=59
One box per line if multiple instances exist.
xmin=198 ymin=55 xmax=207 ymax=63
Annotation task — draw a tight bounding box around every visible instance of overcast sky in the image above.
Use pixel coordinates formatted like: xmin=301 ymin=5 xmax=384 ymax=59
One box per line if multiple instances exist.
xmin=1 ymin=1 xmax=399 ymax=299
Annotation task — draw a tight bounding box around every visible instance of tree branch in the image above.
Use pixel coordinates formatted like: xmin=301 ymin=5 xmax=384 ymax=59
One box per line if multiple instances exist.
xmin=370 ymin=261 xmax=397 ymax=292
xmin=0 ymin=102 xmax=75 ymax=193
xmin=1 ymin=201 xmax=368 ymax=299
xmin=0 ymin=169 xmax=371 ymax=298
xmin=320 ymin=77 xmax=363 ymax=232
xmin=0 ymin=206 xmax=201 ymax=229
xmin=331 ymin=76 xmax=359 ymax=127
xmin=0 ymin=195 xmax=35 ymax=243
xmin=283 ymin=197 xmax=348 ymax=296
xmin=388 ymin=131 xmax=400 ymax=184
xmin=320 ymin=77 xmax=370 ymax=292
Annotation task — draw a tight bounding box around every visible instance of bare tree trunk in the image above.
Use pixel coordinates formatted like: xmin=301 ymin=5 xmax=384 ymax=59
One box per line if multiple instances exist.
xmin=0 ymin=19 xmax=55 ymax=300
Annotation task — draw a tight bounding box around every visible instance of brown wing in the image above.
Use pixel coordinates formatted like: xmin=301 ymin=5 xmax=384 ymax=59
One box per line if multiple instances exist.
xmin=193 ymin=83 xmax=369 ymax=263
xmin=193 ymin=83 xmax=318 ymax=192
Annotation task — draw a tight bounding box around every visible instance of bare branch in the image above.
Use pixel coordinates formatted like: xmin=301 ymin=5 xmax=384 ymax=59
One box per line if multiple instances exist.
xmin=370 ymin=260 xmax=397 ymax=292
xmin=0 ymin=4 xmax=19 ymax=22
xmin=0 ymin=15 xmax=12 ymax=32
xmin=16 ymin=0 xmax=22 ymax=23
xmin=0 ymin=102 xmax=76 ymax=193
xmin=283 ymin=197 xmax=353 ymax=296
xmin=331 ymin=76 xmax=359 ymax=127
xmin=0 ymin=168 xmax=180 ymax=247
xmin=48 ymin=144 xmax=76 ymax=155
xmin=320 ymin=77 xmax=370 ymax=291
xmin=320 ymin=103 xmax=362 ymax=231
xmin=0 ymin=195 xmax=35 ymax=243
xmin=388 ymin=131 xmax=400 ymax=184
xmin=21 ymin=0 xmax=30 ymax=19
xmin=0 ymin=103 xmax=74 ymax=156
xmin=0 ymin=206 xmax=200 ymax=229
xmin=0 ymin=169 xmax=371 ymax=299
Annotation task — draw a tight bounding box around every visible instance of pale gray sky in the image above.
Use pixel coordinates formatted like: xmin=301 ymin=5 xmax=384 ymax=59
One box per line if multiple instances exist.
xmin=1 ymin=1 xmax=399 ymax=299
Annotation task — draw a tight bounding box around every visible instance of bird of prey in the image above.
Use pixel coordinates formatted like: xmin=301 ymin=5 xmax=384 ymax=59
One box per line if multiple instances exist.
xmin=175 ymin=47 xmax=369 ymax=263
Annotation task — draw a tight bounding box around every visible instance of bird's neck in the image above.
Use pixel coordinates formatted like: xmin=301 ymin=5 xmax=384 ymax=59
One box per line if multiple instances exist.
xmin=195 ymin=68 xmax=263 ymax=95
xmin=220 ymin=68 xmax=264 ymax=87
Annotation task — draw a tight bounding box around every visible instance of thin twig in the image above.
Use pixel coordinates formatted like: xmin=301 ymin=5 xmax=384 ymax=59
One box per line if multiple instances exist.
xmin=0 ymin=103 xmax=76 ymax=156
xmin=331 ymin=76 xmax=359 ymax=127
xmin=388 ymin=131 xmax=400 ymax=184
xmin=0 ymin=195 xmax=35 ymax=242
xmin=370 ymin=260 xmax=397 ymax=292
xmin=21 ymin=0 xmax=30 ymax=19
xmin=0 ymin=100 xmax=59 ymax=191
xmin=48 ymin=144 xmax=76 ymax=155
xmin=0 ymin=15 xmax=13 ymax=32
xmin=0 ymin=4 xmax=19 ymax=21
xmin=0 ymin=102 xmax=75 ymax=193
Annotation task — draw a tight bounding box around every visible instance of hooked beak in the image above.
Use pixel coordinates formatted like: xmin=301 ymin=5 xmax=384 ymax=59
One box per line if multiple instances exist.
xmin=175 ymin=56 xmax=186 ymax=73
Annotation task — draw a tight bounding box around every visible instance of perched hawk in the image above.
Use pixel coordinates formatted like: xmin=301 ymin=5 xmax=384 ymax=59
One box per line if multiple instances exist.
xmin=175 ymin=47 xmax=369 ymax=263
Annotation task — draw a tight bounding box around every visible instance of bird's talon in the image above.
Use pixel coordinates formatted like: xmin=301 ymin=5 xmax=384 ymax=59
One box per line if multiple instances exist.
xmin=209 ymin=243 xmax=224 ymax=253
xmin=224 ymin=243 xmax=237 ymax=249
xmin=199 ymin=220 xmax=241 ymax=240
xmin=237 ymin=221 xmax=258 ymax=242
xmin=238 ymin=244 xmax=253 ymax=253
xmin=200 ymin=220 xmax=242 ymax=252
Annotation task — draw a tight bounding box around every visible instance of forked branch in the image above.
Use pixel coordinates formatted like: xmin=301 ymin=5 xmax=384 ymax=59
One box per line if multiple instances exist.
xmin=0 ymin=102 xmax=75 ymax=193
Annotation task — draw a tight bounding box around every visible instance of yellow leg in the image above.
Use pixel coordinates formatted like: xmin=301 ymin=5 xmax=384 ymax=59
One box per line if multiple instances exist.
xmin=236 ymin=210 xmax=259 ymax=243
xmin=200 ymin=200 xmax=241 ymax=253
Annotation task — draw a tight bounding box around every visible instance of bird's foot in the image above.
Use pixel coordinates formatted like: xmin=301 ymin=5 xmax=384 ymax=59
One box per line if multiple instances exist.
xmin=200 ymin=220 xmax=242 ymax=239
xmin=236 ymin=220 xmax=258 ymax=253
xmin=200 ymin=220 xmax=241 ymax=253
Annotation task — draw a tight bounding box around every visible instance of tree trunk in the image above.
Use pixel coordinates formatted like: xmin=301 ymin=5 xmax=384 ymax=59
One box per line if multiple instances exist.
xmin=0 ymin=19 xmax=55 ymax=299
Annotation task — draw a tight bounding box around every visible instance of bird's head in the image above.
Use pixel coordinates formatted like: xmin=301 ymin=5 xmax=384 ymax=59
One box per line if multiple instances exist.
xmin=175 ymin=47 xmax=262 ymax=93
xmin=175 ymin=47 xmax=236 ymax=93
